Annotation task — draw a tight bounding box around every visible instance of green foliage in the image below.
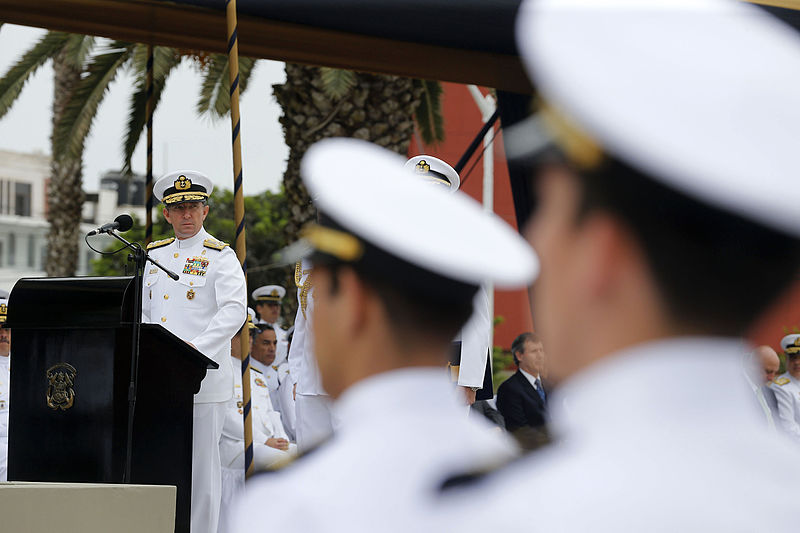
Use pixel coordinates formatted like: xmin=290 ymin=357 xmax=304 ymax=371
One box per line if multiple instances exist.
xmin=89 ymin=188 xmax=293 ymax=320
xmin=195 ymin=54 xmax=258 ymax=119
xmin=0 ymin=31 xmax=71 ymax=119
xmin=52 ymin=40 xmax=133 ymax=162
xmin=122 ymin=46 xmax=184 ymax=172
xmin=413 ymin=78 xmax=445 ymax=145
xmin=492 ymin=344 xmax=515 ymax=391
xmin=319 ymin=68 xmax=357 ymax=102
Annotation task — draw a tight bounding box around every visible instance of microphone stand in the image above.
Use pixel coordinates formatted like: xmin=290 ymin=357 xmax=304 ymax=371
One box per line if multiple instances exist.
xmin=104 ymin=229 xmax=179 ymax=483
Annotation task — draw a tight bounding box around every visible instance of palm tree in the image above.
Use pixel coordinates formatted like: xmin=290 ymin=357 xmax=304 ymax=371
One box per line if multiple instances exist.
xmin=0 ymin=30 xmax=256 ymax=276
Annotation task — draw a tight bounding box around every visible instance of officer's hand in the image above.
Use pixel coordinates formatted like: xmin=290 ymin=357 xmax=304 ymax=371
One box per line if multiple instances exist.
xmin=460 ymin=386 xmax=477 ymax=405
xmin=266 ymin=437 xmax=290 ymax=451
xmin=293 ymin=383 xmax=297 ymax=401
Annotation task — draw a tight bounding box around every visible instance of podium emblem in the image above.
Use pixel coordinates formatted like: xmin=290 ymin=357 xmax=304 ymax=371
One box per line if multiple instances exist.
xmin=46 ymin=363 xmax=77 ymax=411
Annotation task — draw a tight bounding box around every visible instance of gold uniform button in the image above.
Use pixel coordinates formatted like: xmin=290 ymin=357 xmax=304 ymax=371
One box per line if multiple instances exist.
xmin=174 ymin=253 xmax=179 ymax=258
xmin=164 ymin=294 xmax=169 ymax=300
xmin=161 ymin=317 xmax=167 ymax=323
xmin=190 ymin=281 xmax=194 ymax=286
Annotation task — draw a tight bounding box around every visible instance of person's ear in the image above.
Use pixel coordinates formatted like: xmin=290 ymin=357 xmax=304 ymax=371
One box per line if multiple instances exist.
xmin=163 ymin=207 xmax=171 ymax=223
xmin=577 ymin=212 xmax=642 ymax=302
xmin=201 ymin=205 xmax=209 ymax=220
xmin=335 ymin=267 xmax=370 ymax=340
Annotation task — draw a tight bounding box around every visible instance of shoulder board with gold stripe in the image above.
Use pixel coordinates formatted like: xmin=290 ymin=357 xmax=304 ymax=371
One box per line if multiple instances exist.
xmin=146 ymin=237 xmax=175 ymax=250
xmin=250 ymin=366 xmax=263 ymax=375
xmin=774 ymin=377 xmax=791 ymax=386
xmin=203 ymin=239 xmax=229 ymax=251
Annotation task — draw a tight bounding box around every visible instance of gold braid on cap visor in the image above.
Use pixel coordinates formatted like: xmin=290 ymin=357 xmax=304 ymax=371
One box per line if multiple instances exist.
xmin=163 ymin=191 xmax=209 ymax=204
xmin=538 ymin=100 xmax=605 ymax=170
xmin=301 ymin=224 xmax=364 ymax=262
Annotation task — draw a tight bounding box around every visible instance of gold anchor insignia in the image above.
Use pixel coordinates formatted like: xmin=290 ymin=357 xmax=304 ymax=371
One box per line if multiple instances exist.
xmin=175 ymin=175 xmax=192 ymax=191
xmin=0 ymin=304 xmax=7 ymax=314
xmin=46 ymin=363 xmax=77 ymax=411
xmin=415 ymin=160 xmax=430 ymax=174
xmin=187 ymin=289 xmax=195 ymax=300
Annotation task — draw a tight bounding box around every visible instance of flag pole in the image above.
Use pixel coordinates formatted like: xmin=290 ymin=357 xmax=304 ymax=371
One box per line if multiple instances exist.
xmin=145 ymin=44 xmax=154 ymax=246
xmin=225 ymin=0 xmax=255 ymax=479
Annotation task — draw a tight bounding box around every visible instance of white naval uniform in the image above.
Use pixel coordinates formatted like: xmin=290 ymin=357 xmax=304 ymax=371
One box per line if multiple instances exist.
xmin=770 ymin=372 xmax=800 ymax=441
xmin=231 ymin=368 xmax=518 ymax=533
xmin=435 ymin=338 xmax=800 ymax=533
xmin=454 ymin=286 xmax=491 ymax=389
xmin=0 ymin=356 xmax=8 ymax=482
xmin=219 ymin=358 xmax=296 ymax=533
xmin=288 ymin=260 xmax=336 ymax=452
xmin=143 ymin=227 xmax=247 ymax=533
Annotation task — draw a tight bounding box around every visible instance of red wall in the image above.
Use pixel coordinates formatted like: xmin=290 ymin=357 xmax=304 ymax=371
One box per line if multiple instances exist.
xmin=409 ymin=83 xmax=533 ymax=350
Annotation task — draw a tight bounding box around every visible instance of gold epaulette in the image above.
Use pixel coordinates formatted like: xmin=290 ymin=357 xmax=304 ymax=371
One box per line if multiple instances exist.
xmin=249 ymin=365 xmax=263 ymax=375
xmin=146 ymin=237 xmax=175 ymax=250
xmin=203 ymin=238 xmax=229 ymax=251
xmin=774 ymin=377 xmax=791 ymax=386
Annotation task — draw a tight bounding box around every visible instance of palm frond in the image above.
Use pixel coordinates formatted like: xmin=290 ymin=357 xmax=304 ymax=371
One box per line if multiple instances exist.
xmin=413 ymin=79 xmax=445 ymax=145
xmin=52 ymin=41 xmax=133 ymax=161
xmin=196 ymin=54 xmax=257 ymax=119
xmin=121 ymin=45 xmax=183 ymax=172
xmin=319 ymin=68 xmax=357 ymax=102
xmin=0 ymin=31 xmax=71 ymax=120
xmin=61 ymin=34 xmax=96 ymax=70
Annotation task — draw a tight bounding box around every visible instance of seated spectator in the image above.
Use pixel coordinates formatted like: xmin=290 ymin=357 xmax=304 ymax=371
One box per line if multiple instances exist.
xmin=496 ymin=332 xmax=549 ymax=449
xmin=744 ymin=345 xmax=781 ymax=430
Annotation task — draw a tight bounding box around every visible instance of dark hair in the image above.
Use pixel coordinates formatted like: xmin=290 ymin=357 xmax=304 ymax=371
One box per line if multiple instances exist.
xmin=511 ymin=332 xmax=541 ymax=365
xmin=569 ymin=157 xmax=800 ymax=335
xmin=324 ymin=261 xmax=475 ymax=348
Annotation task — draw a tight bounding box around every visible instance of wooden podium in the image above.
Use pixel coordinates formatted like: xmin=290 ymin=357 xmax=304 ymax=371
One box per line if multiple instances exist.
xmin=5 ymin=276 xmax=217 ymax=533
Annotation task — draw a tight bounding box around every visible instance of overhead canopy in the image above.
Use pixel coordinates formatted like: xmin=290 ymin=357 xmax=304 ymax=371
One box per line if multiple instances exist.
xmin=0 ymin=0 xmax=532 ymax=93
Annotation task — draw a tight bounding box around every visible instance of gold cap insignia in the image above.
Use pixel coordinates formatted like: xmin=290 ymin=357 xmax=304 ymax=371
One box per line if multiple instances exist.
xmin=175 ymin=175 xmax=192 ymax=190
xmin=415 ymin=160 xmax=430 ymax=174
xmin=270 ymin=289 xmax=279 ymax=297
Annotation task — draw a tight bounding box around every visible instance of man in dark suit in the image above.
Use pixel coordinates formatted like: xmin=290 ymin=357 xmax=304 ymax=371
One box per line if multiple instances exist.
xmin=497 ymin=333 xmax=548 ymax=448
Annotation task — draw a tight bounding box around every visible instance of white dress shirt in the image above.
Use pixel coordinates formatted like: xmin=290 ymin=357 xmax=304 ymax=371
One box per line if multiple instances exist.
xmin=143 ymin=227 xmax=247 ymax=403
xmin=232 ymin=367 xmax=518 ymax=533
xmin=434 ymin=337 xmax=800 ymax=533
xmin=455 ymin=286 xmax=491 ymax=388
xmin=287 ymin=259 xmax=326 ymax=396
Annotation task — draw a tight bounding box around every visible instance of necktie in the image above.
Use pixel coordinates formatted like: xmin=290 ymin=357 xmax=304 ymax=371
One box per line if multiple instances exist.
xmin=535 ymin=377 xmax=546 ymax=403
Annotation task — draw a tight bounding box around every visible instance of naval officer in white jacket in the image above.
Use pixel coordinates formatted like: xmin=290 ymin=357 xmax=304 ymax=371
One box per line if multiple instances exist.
xmin=434 ymin=1 xmax=800 ymax=531
xmin=231 ymin=138 xmax=537 ymax=532
xmin=145 ymin=170 xmax=247 ymax=533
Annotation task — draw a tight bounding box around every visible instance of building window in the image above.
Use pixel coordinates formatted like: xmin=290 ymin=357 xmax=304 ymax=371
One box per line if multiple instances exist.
xmin=14 ymin=182 xmax=31 ymax=217
xmin=8 ymin=234 xmax=15 ymax=266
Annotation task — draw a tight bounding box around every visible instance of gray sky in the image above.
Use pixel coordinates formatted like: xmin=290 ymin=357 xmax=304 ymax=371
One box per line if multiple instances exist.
xmin=0 ymin=24 xmax=288 ymax=194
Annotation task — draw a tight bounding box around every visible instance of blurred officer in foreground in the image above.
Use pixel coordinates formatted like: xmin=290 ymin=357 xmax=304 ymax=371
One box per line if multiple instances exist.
xmin=146 ymin=170 xmax=247 ymax=533
xmin=232 ymin=138 xmax=537 ymax=532
xmin=0 ymin=299 xmax=9 ymax=482
xmin=771 ymin=334 xmax=800 ymax=440
xmin=434 ymin=0 xmax=800 ymax=531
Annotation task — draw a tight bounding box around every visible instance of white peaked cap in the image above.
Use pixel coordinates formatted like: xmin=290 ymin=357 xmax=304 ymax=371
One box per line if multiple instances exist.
xmin=301 ymin=138 xmax=538 ymax=288
xmin=516 ymin=0 xmax=800 ymax=238
xmin=404 ymin=155 xmax=461 ymax=192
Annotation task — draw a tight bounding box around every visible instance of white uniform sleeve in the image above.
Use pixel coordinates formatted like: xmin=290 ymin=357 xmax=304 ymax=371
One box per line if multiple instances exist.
xmin=190 ymin=248 xmax=247 ymax=357
xmin=771 ymin=383 xmax=800 ymax=441
xmin=457 ymin=286 xmax=491 ymax=388
xmin=287 ymin=303 xmax=305 ymax=386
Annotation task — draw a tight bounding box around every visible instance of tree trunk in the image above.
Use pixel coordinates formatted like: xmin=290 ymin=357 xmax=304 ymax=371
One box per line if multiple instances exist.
xmin=274 ymin=64 xmax=421 ymax=242
xmin=46 ymin=48 xmax=84 ymax=277
xmin=273 ymin=64 xmax=421 ymax=323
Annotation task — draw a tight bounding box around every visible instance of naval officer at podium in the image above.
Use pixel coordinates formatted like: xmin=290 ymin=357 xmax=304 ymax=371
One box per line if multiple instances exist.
xmin=145 ymin=170 xmax=247 ymax=533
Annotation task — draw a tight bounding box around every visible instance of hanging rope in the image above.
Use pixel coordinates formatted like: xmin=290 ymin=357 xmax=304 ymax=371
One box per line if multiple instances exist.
xmin=225 ymin=0 xmax=255 ymax=479
xmin=145 ymin=44 xmax=154 ymax=246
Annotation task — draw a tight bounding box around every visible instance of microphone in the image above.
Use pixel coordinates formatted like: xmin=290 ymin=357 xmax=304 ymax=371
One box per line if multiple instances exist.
xmin=87 ymin=213 xmax=134 ymax=236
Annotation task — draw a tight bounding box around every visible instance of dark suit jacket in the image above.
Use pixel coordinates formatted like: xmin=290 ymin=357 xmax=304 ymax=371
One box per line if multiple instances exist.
xmin=496 ymin=370 xmax=547 ymax=432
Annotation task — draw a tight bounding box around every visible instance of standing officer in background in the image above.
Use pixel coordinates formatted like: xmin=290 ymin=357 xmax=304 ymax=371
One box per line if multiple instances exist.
xmin=252 ymin=285 xmax=289 ymax=360
xmin=232 ymin=138 xmax=536 ymax=533
xmin=771 ymin=334 xmax=800 ymax=440
xmin=435 ymin=0 xmax=800 ymax=531
xmin=404 ymin=155 xmax=494 ymax=405
xmin=145 ymin=170 xmax=247 ymax=533
xmin=0 ymin=299 xmax=10 ymax=482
